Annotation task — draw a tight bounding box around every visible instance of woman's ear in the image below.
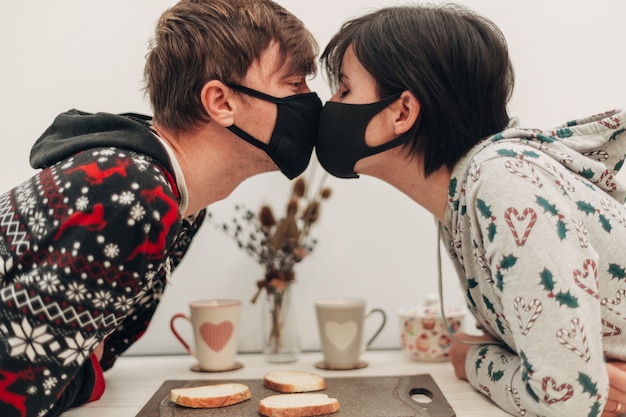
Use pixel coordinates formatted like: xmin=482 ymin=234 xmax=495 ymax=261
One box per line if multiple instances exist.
xmin=393 ymin=91 xmax=420 ymax=135
xmin=200 ymin=80 xmax=236 ymax=127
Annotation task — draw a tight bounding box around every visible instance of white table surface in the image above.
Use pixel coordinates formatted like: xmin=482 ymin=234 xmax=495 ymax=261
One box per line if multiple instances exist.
xmin=61 ymin=350 xmax=509 ymax=417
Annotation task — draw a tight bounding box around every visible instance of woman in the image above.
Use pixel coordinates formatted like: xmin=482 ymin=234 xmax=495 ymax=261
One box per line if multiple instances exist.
xmin=315 ymin=4 xmax=626 ymax=417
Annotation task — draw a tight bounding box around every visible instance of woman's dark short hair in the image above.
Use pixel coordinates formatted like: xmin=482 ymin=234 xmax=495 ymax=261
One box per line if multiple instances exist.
xmin=321 ymin=4 xmax=514 ymax=176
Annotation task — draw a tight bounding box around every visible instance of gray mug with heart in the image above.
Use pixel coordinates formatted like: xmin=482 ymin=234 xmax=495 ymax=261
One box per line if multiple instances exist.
xmin=315 ymin=297 xmax=386 ymax=370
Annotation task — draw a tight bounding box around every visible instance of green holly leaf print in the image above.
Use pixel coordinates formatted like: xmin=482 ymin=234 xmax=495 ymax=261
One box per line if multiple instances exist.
xmin=556 ymin=219 xmax=568 ymax=240
xmin=536 ymin=134 xmax=556 ymax=143
xmin=525 ymin=383 xmax=540 ymax=403
xmin=556 ymin=291 xmax=579 ymax=308
xmin=466 ymin=289 xmax=477 ymax=307
xmin=616 ymin=158 xmax=625 ymax=172
xmin=487 ymin=361 xmax=494 ymax=377
xmin=520 ymin=351 xmax=534 ymax=383
xmin=491 ymin=369 xmax=505 ymax=382
xmin=483 ymin=295 xmax=496 ymax=314
xmin=478 ymin=346 xmax=490 ymax=356
xmin=577 ymin=372 xmax=598 ymax=397
xmin=448 ymin=177 xmax=457 ymax=198
xmin=555 ymin=128 xmax=574 ymax=138
xmin=496 ymin=318 xmax=506 ymax=335
xmin=599 ymin=214 xmax=612 ymax=233
xmin=491 ymin=133 xmax=505 ymax=141
xmin=497 ymin=149 xmax=518 ymax=158
xmin=539 ymin=268 xmax=556 ymax=295
xmin=588 ymin=401 xmax=602 ymax=417
xmin=579 ymin=168 xmax=595 ymax=179
xmin=609 ymin=128 xmax=626 ymax=141
xmin=522 ymin=150 xmax=540 ymax=159
xmin=475 ymin=357 xmax=483 ymax=374
xmin=500 ymin=254 xmax=518 ymax=270
xmin=477 ymin=199 xmax=493 ymax=219
xmin=496 ymin=270 xmax=504 ymax=291
xmin=536 ymin=196 xmax=559 ymax=216
xmin=576 ymin=201 xmax=597 ymax=215
xmin=487 ymin=223 xmax=497 ymax=243
xmin=608 ymin=263 xmax=626 ymax=280
xmin=468 ymin=278 xmax=478 ymax=289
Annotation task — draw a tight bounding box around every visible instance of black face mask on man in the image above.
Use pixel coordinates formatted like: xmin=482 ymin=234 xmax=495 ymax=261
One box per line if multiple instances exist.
xmin=315 ymin=93 xmax=416 ymax=178
xmin=226 ymin=83 xmax=322 ymax=179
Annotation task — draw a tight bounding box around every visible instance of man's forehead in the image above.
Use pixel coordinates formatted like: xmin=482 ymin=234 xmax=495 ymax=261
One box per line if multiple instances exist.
xmin=246 ymin=41 xmax=298 ymax=82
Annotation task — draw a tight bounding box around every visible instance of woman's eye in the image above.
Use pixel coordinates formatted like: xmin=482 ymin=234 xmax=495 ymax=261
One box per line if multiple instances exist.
xmin=339 ymin=88 xmax=349 ymax=98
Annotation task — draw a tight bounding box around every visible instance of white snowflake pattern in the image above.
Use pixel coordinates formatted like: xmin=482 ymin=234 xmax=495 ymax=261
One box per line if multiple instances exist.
xmin=75 ymin=196 xmax=89 ymax=211
xmin=0 ymin=256 xmax=13 ymax=278
xmin=98 ymin=148 xmax=116 ymax=156
xmin=58 ymin=332 xmax=98 ymax=365
xmin=38 ymin=272 xmax=61 ymax=294
xmin=27 ymin=385 xmax=38 ymax=395
xmin=7 ymin=318 xmax=53 ymax=361
xmin=130 ymin=203 xmax=145 ymax=221
xmin=92 ymin=290 xmax=113 ymax=309
xmin=119 ymin=191 xmax=135 ymax=205
xmin=15 ymin=184 xmax=33 ymax=202
xmin=65 ymin=282 xmax=87 ymax=302
xmin=60 ymin=159 xmax=75 ymax=170
xmin=132 ymin=156 xmax=150 ymax=171
xmin=42 ymin=376 xmax=58 ymax=391
xmin=28 ymin=211 xmax=47 ymax=236
xmin=104 ymin=243 xmax=120 ymax=259
xmin=18 ymin=196 xmax=36 ymax=214
xmin=17 ymin=272 xmax=36 ymax=285
xmin=113 ymin=295 xmax=133 ymax=312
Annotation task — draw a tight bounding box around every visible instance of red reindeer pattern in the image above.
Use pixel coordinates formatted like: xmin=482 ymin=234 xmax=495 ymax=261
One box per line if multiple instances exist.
xmin=127 ymin=185 xmax=179 ymax=261
xmin=54 ymin=204 xmax=107 ymax=240
xmin=65 ymin=158 xmax=130 ymax=185
xmin=0 ymin=367 xmax=44 ymax=417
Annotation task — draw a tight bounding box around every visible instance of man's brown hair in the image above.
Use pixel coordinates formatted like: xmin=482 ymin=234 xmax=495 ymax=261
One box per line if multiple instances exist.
xmin=145 ymin=0 xmax=317 ymax=133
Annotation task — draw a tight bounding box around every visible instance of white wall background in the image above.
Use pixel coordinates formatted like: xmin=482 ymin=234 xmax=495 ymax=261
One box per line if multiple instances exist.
xmin=1 ymin=1 xmax=625 ymax=356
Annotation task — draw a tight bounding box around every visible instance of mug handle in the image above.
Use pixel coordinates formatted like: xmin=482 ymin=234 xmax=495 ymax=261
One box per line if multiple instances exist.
xmin=170 ymin=313 xmax=193 ymax=355
xmin=364 ymin=308 xmax=387 ymax=348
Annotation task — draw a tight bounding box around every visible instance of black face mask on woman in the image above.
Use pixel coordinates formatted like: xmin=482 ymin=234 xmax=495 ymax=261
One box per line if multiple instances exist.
xmin=226 ymin=83 xmax=322 ymax=179
xmin=315 ymin=93 xmax=416 ymax=178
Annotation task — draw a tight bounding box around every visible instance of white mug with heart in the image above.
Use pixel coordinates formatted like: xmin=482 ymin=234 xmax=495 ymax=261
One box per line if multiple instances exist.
xmin=315 ymin=297 xmax=386 ymax=370
xmin=170 ymin=299 xmax=241 ymax=372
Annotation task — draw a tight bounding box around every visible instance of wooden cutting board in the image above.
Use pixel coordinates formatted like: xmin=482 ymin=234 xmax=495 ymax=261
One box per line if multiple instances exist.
xmin=135 ymin=374 xmax=455 ymax=417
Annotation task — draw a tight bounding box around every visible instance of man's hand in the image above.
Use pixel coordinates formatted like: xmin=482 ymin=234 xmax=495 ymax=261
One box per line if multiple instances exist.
xmin=603 ymin=361 xmax=626 ymax=417
xmin=448 ymin=332 xmax=497 ymax=381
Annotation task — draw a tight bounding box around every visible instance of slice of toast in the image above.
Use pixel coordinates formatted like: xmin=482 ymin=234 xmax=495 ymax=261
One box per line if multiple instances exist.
xmin=170 ymin=383 xmax=251 ymax=408
xmin=263 ymin=370 xmax=327 ymax=393
xmin=258 ymin=393 xmax=340 ymax=417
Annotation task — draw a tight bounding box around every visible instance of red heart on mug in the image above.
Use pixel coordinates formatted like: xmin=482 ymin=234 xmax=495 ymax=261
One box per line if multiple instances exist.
xmin=200 ymin=321 xmax=233 ymax=352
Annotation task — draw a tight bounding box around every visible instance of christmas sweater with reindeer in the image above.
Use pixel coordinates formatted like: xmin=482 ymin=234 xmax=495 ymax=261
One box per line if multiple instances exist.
xmin=0 ymin=110 xmax=205 ymax=417
xmin=443 ymin=109 xmax=626 ymax=417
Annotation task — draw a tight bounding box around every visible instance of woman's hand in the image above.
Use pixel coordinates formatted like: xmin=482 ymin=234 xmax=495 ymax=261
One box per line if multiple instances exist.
xmin=448 ymin=332 xmax=497 ymax=381
xmin=603 ymin=361 xmax=626 ymax=417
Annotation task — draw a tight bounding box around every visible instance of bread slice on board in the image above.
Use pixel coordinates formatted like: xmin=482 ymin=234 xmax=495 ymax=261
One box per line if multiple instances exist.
xmin=263 ymin=370 xmax=326 ymax=393
xmin=170 ymin=383 xmax=251 ymax=408
xmin=258 ymin=393 xmax=340 ymax=417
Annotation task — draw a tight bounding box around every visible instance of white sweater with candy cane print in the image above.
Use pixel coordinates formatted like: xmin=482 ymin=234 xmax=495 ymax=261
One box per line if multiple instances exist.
xmin=443 ymin=109 xmax=626 ymax=417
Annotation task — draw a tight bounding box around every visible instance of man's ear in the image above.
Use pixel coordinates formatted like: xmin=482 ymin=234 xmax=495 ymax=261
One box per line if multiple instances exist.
xmin=200 ymin=80 xmax=236 ymax=127
xmin=392 ymin=91 xmax=420 ymax=135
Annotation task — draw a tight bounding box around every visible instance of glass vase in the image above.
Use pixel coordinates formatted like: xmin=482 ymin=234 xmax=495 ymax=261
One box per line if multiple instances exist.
xmin=262 ymin=281 xmax=299 ymax=363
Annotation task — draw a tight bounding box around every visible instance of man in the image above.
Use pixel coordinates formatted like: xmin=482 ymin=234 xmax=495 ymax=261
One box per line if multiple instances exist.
xmin=0 ymin=1 xmax=321 ymax=416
